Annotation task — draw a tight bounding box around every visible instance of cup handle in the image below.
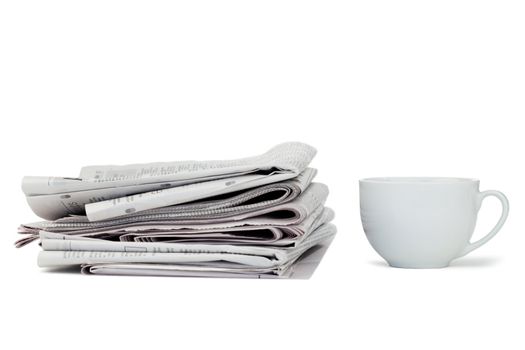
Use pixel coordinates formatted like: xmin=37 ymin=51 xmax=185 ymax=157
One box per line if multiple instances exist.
xmin=457 ymin=190 xmax=509 ymax=258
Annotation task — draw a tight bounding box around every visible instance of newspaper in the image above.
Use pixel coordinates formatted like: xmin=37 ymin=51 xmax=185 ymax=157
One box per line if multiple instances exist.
xmin=39 ymin=206 xmax=334 ymax=247
xmin=17 ymin=182 xmax=330 ymax=247
xmin=22 ymin=142 xmax=316 ymax=220
xmin=27 ymin=168 xmax=316 ymax=227
xmin=39 ymin=223 xmax=337 ymax=278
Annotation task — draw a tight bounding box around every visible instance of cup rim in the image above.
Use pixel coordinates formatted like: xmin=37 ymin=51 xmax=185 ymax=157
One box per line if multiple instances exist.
xmin=359 ymin=177 xmax=480 ymax=184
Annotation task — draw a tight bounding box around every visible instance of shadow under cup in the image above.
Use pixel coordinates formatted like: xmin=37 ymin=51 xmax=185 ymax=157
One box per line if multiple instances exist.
xmin=359 ymin=177 xmax=509 ymax=269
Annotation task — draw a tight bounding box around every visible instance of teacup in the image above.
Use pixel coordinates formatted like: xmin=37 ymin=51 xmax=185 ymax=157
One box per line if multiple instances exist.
xmin=359 ymin=177 xmax=509 ymax=268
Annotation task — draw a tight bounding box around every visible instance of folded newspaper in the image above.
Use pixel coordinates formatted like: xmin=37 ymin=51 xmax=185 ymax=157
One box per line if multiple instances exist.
xmin=16 ymin=142 xmax=337 ymax=278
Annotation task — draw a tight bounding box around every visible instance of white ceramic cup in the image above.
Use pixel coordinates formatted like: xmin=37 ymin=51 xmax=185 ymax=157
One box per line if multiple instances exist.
xmin=359 ymin=177 xmax=509 ymax=268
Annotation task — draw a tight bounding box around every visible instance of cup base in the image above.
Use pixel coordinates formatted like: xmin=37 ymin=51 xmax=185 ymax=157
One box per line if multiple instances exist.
xmin=387 ymin=262 xmax=450 ymax=269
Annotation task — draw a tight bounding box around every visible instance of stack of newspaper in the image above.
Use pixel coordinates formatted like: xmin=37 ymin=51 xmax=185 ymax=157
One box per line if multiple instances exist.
xmin=16 ymin=142 xmax=336 ymax=278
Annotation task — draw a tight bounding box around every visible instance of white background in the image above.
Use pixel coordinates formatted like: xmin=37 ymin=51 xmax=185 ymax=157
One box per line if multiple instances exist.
xmin=1 ymin=1 xmax=524 ymax=349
